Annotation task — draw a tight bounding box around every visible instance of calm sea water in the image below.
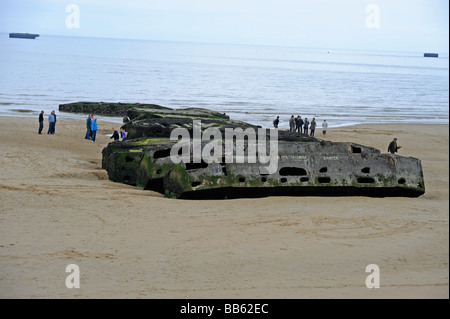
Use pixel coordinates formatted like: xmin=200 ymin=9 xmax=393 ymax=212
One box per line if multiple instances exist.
xmin=0 ymin=34 xmax=448 ymax=128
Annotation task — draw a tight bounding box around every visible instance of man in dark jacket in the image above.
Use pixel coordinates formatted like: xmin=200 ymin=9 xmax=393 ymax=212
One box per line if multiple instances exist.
xmin=85 ymin=115 xmax=92 ymax=139
xmin=273 ymin=116 xmax=279 ymax=128
xmin=289 ymin=115 xmax=295 ymax=132
xmin=298 ymin=116 xmax=304 ymax=134
xmin=38 ymin=110 xmax=44 ymax=134
xmin=303 ymin=118 xmax=309 ymax=135
xmin=52 ymin=110 xmax=57 ymax=133
xmin=388 ymin=138 xmax=401 ymax=154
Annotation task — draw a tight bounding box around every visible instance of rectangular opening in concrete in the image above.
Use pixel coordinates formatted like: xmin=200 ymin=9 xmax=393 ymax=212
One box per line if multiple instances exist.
xmin=357 ymin=177 xmax=375 ymax=183
xmin=279 ymin=167 xmax=307 ymax=176
xmin=361 ymin=167 xmax=371 ymax=173
xmin=318 ymin=177 xmax=331 ymax=183
xmin=351 ymin=146 xmax=362 ymax=153
xmin=186 ymin=162 xmax=209 ymax=170
xmin=153 ymin=149 xmax=172 ymax=159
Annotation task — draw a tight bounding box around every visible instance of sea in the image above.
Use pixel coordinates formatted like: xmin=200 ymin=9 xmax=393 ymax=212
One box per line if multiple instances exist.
xmin=0 ymin=34 xmax=448 ymax=128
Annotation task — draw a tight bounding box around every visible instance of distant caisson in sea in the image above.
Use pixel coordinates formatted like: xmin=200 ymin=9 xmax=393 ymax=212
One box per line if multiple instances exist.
xmin=9 ymin=33 xmax=40 ymax=39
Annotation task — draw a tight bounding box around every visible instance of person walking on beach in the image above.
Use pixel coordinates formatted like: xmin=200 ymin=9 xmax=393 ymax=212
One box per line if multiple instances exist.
xmin=298 ymin=116 xmax=304 ymax=134
xmin=47 ymin=111 xmax=55 ymax=134
xmin=85 ymin=115 xmax=92 ymax=140
xmin=310 ymin=118 xmax=317 ymax=137
xmin=273 ymin=116 xmax=279 ymax=128
xmin=322 ymin=119 xmax=328 ymax=135
xmin=91 ymin=118 xmax=98 ymax=142
xmin=38 ymin=110 xmax=44 ymax=134
xmin=289 ymin=115 xmax=295 ymax=132
xmin=388 ymin=138 xmax=401 ymax=155
xmin=110 ymin=128 xmax=120 ymax=141
xmin=52 ymin=110 xmax=57 ymax=133
xmin=303 ymin=117 xmax=309 ymax=135
xmin=120 ymin=128 xmax=128 ymax=142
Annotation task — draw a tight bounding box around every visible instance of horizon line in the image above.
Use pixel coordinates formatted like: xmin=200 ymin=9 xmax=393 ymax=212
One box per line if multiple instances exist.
xmin=1 ymin=32 xmax=448 ymax=55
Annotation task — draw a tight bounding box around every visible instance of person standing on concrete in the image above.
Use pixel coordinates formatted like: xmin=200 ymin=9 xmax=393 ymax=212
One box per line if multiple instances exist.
xmin=388 ymin=138 xmax=401 ymax=154
xmin=289 ymin=115 xmax=295 ymax=132
xmin=303 ymin=117 xmax=309 ymax=135
xmin=297 ymin=116 xmax=304 ymax=134
xmin=310 ymin=118 xmax=317 ymax=137
xmin=91 ymin=118 xmax=98 ymax=142
xmin=273 ymin=116 xmax=279 ymax=128
xmin=295 ymin=116 xmax=300 ymax=133
xmin=38 ymin=110 xmax=44 ymax=134
xmin=322 ymin=120 xmax=328 ymax=135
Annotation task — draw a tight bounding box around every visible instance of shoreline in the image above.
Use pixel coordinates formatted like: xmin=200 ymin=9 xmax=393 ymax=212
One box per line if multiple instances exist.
xmin=1 ymin=110 xmax=448 ymax=130
xmin=0 ymin=116 xmax=448 ymax=298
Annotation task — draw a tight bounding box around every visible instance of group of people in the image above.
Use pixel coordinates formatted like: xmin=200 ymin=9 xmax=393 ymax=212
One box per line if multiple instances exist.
xmin=38 ymin=110 xmax=57 ymax=134
xmin=273 ymin=115 xmax=402 ymax=155
xmin=110 ymin=127 xmax=127 ymax=142
xmin=273 ymin=115 xmax=328 ymax=136
xmin=38 ymin=112 xmax=128 ymax=143
xmin=38 ymin=111 xmax=400 ymax=155
xmin=85 ymin=114 xmax=127 ymax=143
xmin=85 ymin=114 xmax=98 ymax=142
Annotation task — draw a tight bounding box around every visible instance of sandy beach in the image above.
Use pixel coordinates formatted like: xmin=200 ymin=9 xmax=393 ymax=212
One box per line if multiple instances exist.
xmin=0 ymin=116 xmax=448 ymax=299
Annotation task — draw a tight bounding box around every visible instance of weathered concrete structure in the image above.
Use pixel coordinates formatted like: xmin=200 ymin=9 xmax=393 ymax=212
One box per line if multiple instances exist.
xmin=121 ymin=117 xmax=258 ymax=140
xmin=61 ymin=101 xmax=425 ymax=199
xmin=59 ymin=102 xmax=230 ymax=123
xmin=102 ymin=136 xmax=425 ymax=199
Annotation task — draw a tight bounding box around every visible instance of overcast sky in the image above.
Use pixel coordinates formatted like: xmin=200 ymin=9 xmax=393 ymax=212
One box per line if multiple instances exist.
xmin=1 ymin=0 xmax=448 ymax=52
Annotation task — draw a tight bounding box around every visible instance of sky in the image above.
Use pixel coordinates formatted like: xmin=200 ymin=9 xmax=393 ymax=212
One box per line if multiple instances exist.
xmin=0 ymin=0 xmax=448 ymax=52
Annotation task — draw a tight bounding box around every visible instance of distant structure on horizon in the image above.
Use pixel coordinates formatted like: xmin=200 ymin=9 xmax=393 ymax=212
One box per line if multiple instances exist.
xmin=424 ymin=53 xmax=439 ymax=58
xmin=9 ymin=33 xmax=39 ymax=39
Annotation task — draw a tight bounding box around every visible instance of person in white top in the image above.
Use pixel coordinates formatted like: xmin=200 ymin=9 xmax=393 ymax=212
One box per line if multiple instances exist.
xmin=322 ymin=120 xmax=328 ymax=135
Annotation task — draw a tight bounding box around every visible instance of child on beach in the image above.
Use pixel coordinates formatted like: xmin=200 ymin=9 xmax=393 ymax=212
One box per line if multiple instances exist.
xmin=120 ymin=128 xmax=128 ymax=142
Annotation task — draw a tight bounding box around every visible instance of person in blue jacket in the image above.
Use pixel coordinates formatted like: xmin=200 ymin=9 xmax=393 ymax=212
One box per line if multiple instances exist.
xmin=91 ymin=118 xmax=98 ymax=142
xmin=47 ymin=111 xmax=55 ymax=134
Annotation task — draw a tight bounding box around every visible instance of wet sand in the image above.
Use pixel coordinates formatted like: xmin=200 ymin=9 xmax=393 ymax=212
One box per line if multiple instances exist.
xmin=0 ymin=117 xmax=448 ymax=298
